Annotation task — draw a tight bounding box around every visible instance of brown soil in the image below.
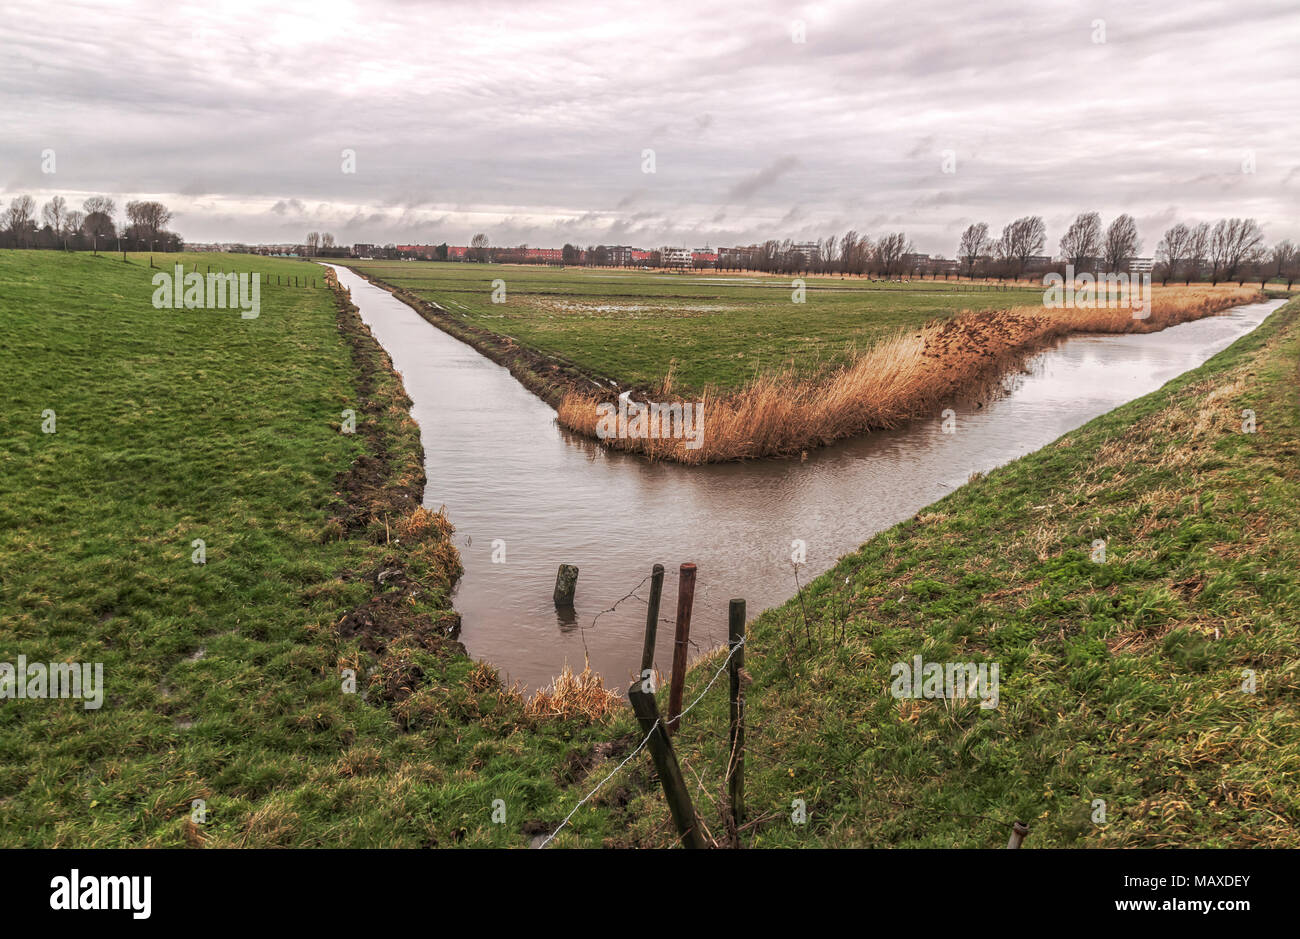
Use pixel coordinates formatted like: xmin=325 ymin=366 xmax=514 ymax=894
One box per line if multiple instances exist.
xmin=327 ymin=275 xmax=425 ymax=531
xmin=321 ymin=268 xmax=468 ymax=713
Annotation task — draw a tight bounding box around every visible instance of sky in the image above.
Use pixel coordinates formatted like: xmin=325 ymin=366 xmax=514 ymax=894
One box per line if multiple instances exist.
xmin=2 ymin=0 xmax=1297 ymax=255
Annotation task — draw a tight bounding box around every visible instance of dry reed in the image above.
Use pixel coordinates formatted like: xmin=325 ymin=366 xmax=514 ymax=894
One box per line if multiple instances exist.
xmin=557 ymin=285 xmax=1263 ymax=463
xmin=524 ymin=663 xmax=622 ymax=722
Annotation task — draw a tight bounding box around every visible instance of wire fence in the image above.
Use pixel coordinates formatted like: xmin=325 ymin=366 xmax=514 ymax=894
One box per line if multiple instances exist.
xmin=538 ymin=630 xmax=745 ymax=848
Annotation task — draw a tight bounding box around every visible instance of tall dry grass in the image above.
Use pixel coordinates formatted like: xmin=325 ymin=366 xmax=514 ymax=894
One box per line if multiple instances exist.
xmin=556 ymin=285 xmax=1263 ymax=463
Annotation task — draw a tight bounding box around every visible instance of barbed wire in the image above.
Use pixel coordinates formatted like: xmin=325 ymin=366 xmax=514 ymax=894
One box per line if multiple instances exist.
xmin=537 ymin=634 xmax=745 ymax=848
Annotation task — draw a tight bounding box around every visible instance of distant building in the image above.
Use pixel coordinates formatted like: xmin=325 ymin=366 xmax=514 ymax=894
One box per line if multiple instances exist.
xmin=1127 ymin=257 xmax=1155 ymax=273
xmin=601 ymin=245 xmax=633 ymax=266
xmin=662 ymin=247 xmax=691 ymax=268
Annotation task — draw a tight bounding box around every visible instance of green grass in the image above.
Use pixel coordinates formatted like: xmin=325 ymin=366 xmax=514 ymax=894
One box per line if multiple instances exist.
xmin=553 ymin=299 xmax=1300 ymax=848
xmin=338 ymin=260 xmax=1042 ymax=395
xmin=6 ymin=250 xmax=1295 ymax=849
xmin=0 ymin=251 xmax=616 ymax=847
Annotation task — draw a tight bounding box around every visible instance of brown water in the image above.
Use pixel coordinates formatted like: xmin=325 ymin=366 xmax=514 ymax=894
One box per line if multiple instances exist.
xmin=326 ymin=265 xmax=1281 ymax=691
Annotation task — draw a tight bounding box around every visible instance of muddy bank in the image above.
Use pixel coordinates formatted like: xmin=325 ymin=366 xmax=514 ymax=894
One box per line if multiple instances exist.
xmin=323 ymin=268 xmax=620 ymax=718
xmin=323 ymin=268 xmax=469 ymax=705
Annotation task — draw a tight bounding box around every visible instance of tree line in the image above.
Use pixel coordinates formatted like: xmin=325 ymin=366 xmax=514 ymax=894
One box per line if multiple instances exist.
xmin=1 ymin=194 xmax=182 ymax=251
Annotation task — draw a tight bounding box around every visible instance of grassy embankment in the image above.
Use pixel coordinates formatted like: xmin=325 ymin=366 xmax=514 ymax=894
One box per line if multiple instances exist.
xmin=338 ymin=260 xmax=1261 ymax=462
xmin=0 ymin=251 xmax=622 ymax=847
xmin=4 ymin=251 xmax=1292 ymax=848
xmin=541 ymin=297 xmax=1299 ymax=847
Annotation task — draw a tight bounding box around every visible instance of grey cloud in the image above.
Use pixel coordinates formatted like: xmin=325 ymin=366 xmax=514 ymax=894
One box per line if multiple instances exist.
xmin=1 ymin=0 xmax=1295 ymax=250
xmin=725 ymin=157 xmax=801 ymax=202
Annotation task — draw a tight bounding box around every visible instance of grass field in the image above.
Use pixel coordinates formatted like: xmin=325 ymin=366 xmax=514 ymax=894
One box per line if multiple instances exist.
xmin=4 ymin=251 xmax=1294 ymax=848
xmin=0 ymin=251 xmax=619 ymax=847
xmin=559 ymin=297 xmax=1300 ymax=847
xmin=338 ymin=259 xmax=1046 ymax=394
xmin=341 ymin=260 xmax=1262 ymax=462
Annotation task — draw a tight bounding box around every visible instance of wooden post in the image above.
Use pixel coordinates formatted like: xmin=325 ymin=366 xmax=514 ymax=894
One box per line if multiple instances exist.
xmin=627 ymin=685 xmax=707 ymax=849
xmin=639 ymin=563 xmax=665 ymax=682
xmin=1007 ymin=821 xmax=1029 ymax=849
xmin=667 ymin=562 xmax=696 ymax=733
xmin=727 ymin=598 xmax=746 ymax=831
xmin=553 ymin=563 xmax=579 ymax=607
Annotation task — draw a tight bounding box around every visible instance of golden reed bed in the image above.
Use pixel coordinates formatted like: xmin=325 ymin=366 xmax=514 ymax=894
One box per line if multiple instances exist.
xmin=556 ymin=285 xmax=1265 ymax=464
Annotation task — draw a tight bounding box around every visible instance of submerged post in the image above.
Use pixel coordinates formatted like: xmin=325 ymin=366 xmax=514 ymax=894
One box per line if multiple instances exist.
xmin=628 ymin=685 xmax=707 ymax=849
xmin=640 ymin=563 xmax=665 ymax=683
xmin=667 ymin=562 xmax=697 ymax=733
xmin=727 ymin=598 xmax=746 ymax=832
xmin=553 ymin=563 xmax=579 ymax=608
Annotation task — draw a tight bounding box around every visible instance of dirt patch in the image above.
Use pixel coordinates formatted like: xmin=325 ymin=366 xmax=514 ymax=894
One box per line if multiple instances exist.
xmin=326 ymin=271 xmax=425 ymax=532
xmin=335 ymin=557 xmax=464 ymax=656
xmin=555 ymin=733 xmax=637 ymax=785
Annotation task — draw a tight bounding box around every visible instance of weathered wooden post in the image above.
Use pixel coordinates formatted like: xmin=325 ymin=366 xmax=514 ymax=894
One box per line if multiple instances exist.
xmin=667 ymin=562 xmax=696 ymax=733
xmin=553 ymin=563 xmax=579 ymax=607
xmin=627 ymin=685 xmax=707 ymax=849
xmin=639 ymin=563 xmax=665 ymax=683
xmin=1006 ymin=821 xmax=1029 ymax=849
xmin=727 ymin=598 xmax=746 ymax=832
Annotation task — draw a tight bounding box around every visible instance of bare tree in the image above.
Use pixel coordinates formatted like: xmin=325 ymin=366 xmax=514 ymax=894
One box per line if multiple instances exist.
xmin=957 ymin=222 xmax=990 ymax=279
xmin=83 ymin=195 xmax=115 ymax=217
xmin=322 ymin=232 xmax=335 ymax=249
xmin=839 ymin=230 xmax=870 ymax=275
xmin=1155 ymin=222 xmax=1191 ymax=286
xmin=1208 ymin=218 xmax=1265 ymax=285
xmin=1059 ymin=212 xmax=1102 ymax=270
xmin=1185 ymin=222 xmax=1210 ymax=285
xmin=874 ymin=232 xmax=912 ymax=278
xmin=1280 ymin=243 xmax=1299 ymax=290
xmin=470 ymin=232 xmax=490 ymax=263
xmin=125 ymin=200 xmax=172 ymax=241
xmin=1271 ymin=241 xmax=1296 ymax=287
xmin=82 ymin=196 xmax=116 ymax=242
xmin=41 ymin=196 xmax=67 ymax=237
xmin=5 ymin=195 xmax=36 ymax=245
xmin=305 ymin=232 xmax=320 ymax=256
xmin=998 ymin=216 xmax=1045 ymax=279
xmin=1102 ymin=214 xmax=1140 ymax=272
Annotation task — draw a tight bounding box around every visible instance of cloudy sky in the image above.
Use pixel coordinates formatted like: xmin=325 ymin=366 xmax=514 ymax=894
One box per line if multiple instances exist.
xmin=3 ymin=0 xmax=1296 ymax=254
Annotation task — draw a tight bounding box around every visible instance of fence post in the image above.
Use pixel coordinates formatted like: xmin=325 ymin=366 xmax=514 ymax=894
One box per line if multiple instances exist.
xmin=640 ymin=563 xmax=665 ymax=684
xmin=627 ymin=685 xmax=707 ymax=849
xmin=1007 ymin=821 xmax=1029 ymax=848
xmin=553 ymin=563 xmax=579 ymax=607
xmin=667 ymin=562 xmax=696 ymax=733
xmin=727 ymin=598 xmax=746 ymax=833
